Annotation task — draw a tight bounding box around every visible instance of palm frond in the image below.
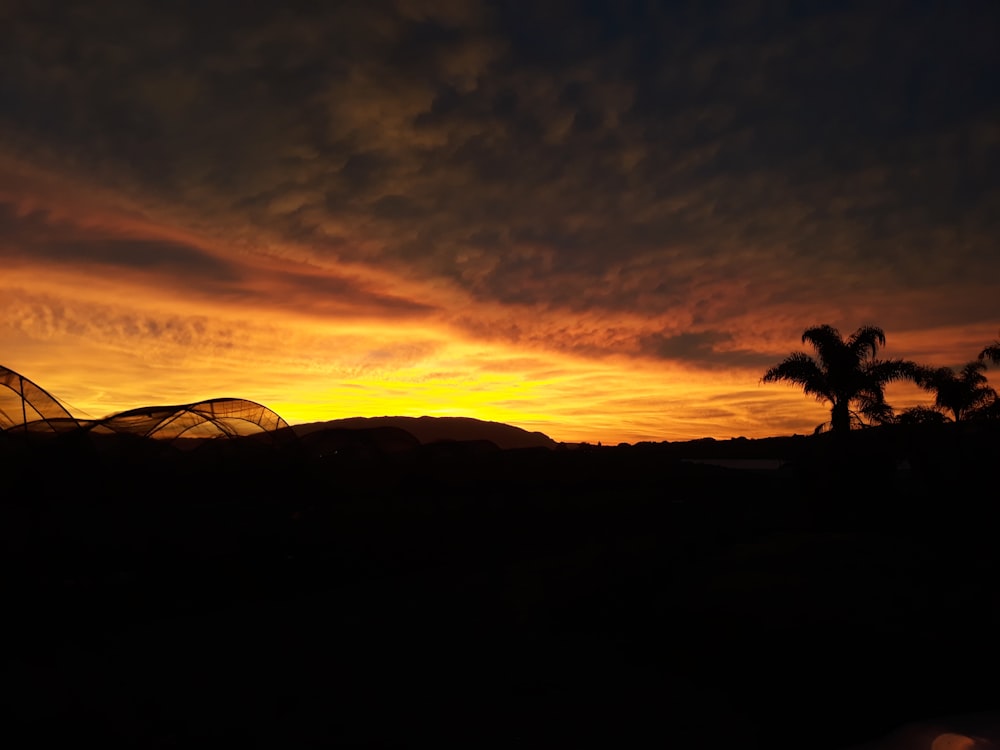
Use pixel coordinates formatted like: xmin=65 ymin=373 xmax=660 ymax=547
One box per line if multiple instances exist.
xmin=960 ymin=360 xmax=989 ymax=385
xmin=855 ymin=398 xmax=896 ymax=426
xmin=865 ymin=358 xmax=920 ymax=386
xmin=848 ymin=325 xmax=887 ymax=360
xmin=911 ymin=364 xmax=948 ymax=390
xmin=963 ymin=381 xmax=998 ymax=409
xmin=968 ymin=395 xmax=1000 ymax=420
xmin=801 ymin=325 xmax=845 ymax=368
xmin=978 ymin=334 xmax=1000 ymax=366
xmin=762 ymin=353 xmax=830 ymax=401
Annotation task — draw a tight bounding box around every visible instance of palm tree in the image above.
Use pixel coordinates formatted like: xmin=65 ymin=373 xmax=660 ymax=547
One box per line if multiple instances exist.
xmin=980 ymin=333 xmax=1000 ymax=366
xmin=762 ymin=324 xmax=917 ymax=434
xmin=912 ymin=360 xmax=998 ymax=421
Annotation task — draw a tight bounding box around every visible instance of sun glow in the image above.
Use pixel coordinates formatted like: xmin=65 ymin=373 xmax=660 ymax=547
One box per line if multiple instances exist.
xmin=3 ymin=164 xmax=997 ymax=445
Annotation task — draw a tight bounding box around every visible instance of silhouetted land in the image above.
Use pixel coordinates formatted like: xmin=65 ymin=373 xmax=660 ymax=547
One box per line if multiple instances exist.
xmin=3 ymin=421 xmax=999 ymax=748
xmin=294 ymin=415 xmax=559 ymax=450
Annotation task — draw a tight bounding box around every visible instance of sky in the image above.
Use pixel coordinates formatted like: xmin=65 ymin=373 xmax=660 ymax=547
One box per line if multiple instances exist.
xmin=2 ymin=0 xmax=999 ymax=444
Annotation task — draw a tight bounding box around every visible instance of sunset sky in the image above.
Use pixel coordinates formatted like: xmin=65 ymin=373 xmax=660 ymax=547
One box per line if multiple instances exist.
xmin=2 ymin=1 xmax=998 ymax=443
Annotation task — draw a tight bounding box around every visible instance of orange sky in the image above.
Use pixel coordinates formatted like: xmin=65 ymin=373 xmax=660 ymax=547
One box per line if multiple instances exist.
xmin=2 ymin=3 xmax=998 ymax=444
xmin=3 ymin=158 xmax=995 ymax=443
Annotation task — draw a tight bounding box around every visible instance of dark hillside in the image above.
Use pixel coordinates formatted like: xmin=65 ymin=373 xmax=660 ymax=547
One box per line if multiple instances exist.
xmin=2 ymin=423 xmax=998 ymax=748
xmin=294 ymin=415 xmax=558 ymax=450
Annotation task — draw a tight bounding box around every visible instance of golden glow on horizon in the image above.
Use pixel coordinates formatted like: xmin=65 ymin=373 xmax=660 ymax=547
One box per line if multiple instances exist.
xmin=2 ymin=169 xmax=997 ymax=445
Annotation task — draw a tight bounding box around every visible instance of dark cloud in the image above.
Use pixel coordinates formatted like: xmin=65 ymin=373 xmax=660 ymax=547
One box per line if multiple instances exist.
xmin=0 ymin=200 xmax=432 ymax=318
xmin=262 ymin=267 xmax=437 ymax=317
xmin=3 ymin=0 xmax=998 ymax=364
xmin=0 ymin=202 xmax=239 ymax=280
xmin=52 ymin=238 xmax=238 ymax=279
xmin=639 ymin=330 xmax=776 ymax=369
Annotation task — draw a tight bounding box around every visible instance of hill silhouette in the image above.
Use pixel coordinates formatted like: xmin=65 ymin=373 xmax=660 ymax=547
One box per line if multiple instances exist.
xmin=293 ymin=415 xmax=558 ymax=450
xmin=5 ymin=395 xmax=1000 ymax=748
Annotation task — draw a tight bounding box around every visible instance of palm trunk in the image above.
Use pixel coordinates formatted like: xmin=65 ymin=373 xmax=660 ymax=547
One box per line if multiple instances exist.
xmin=831 ymin=400 xmax=851 ymax=434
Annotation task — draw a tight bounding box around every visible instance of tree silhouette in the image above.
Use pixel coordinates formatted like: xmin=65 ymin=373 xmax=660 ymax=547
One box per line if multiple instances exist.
xmin=980 ymin=334 xmax=1000 ymax=366
xmin=895 ymin=406 xmax=949 ymax=425
xmin=762 ymin=325 xmax=916 ymax=434
xmin=912 ymin=361 xmax=998 ymax=421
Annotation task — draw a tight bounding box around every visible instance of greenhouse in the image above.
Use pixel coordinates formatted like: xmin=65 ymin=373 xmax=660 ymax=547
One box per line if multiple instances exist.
xmin=90 ymin=398 xmax=291 ymax=442
xmin=0 ymin=365 xmax=291 ymax=446
xmin=0 ymin=365 xmax=79 ymax=433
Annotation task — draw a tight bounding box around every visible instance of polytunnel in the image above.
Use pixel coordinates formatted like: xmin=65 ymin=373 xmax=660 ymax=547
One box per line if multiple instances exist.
xmin=0 ymin=365 xmax=79 ymax=433
xmin=1 ymin=364 xmax=293 ymax=448
xmin=90 ymin=398 xmax=292 ymax=444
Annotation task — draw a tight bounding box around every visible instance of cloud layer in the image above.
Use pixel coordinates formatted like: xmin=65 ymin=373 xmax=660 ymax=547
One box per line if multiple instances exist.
xmin=1 ymin=1 xmax=998 ymax=440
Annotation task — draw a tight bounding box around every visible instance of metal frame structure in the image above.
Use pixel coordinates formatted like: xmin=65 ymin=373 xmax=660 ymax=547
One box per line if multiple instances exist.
xmin=0 ymin=365 xmax=290 ymax=445
xmin=0 ymin=366 xmax=78 ymax=433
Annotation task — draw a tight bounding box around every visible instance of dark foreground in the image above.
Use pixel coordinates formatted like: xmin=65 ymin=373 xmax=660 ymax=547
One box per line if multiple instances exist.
xmin=3 ymin=423 xmax=1000 ymax=748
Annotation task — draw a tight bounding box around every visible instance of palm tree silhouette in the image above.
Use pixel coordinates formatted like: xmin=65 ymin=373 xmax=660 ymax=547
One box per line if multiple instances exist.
xmin=912 ymin=361 xmax=998 ymax=421
xmin=980 ymin=334 xmax=1000 ymax=366
xmin=762 ymin=324 xmax=916 ymax=434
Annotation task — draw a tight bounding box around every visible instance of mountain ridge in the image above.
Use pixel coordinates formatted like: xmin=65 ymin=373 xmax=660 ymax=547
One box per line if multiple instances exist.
xmin=292 ymin=415 xmax=558 ymax=450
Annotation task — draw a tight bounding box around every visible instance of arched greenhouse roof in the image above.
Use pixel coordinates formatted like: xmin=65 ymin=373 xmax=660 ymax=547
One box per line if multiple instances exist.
xmin=92 ymin=398 xmax=291 ymax=443
xmin=2 ymin=365 xmax=293 ymax=449
xmin=0 ymin=365 xmax=78 ymax=433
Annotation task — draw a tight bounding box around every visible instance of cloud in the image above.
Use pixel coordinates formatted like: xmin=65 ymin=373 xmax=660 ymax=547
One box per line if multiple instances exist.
xmin=6 ymin=3 xmax=997 ymax=314
xmin=1 ymin=1 xmax=998 ymax=439
xmin=639 ymin=330 xmax=776 ymax=369
xmin=0 ymin=200 xmax=240 ymax=279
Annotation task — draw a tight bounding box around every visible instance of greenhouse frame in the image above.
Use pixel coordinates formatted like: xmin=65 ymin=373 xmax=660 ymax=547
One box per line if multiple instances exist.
xmin=1 ymin=365 xmax=290 ymax=445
